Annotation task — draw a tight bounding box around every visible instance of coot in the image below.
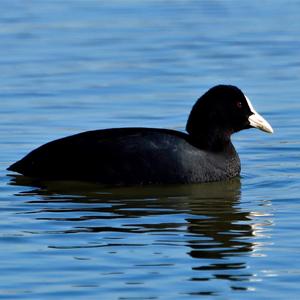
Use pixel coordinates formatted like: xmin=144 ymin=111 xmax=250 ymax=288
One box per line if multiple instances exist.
xmin=8 ymin=85 xmax=273 ymax=185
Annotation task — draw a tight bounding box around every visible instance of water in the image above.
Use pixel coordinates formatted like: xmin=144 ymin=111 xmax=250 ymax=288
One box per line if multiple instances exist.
xmin=1 ymin=0 xmax=300 ymax=299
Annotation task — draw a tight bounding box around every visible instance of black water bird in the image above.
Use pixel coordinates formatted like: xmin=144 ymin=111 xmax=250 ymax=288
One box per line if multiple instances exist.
xmin=7 ymin=85 xmax=273 ymax=185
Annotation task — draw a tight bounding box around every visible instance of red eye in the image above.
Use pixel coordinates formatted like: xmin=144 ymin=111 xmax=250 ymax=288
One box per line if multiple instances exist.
xmin=236 ymin=101 xmax=242 ymax=108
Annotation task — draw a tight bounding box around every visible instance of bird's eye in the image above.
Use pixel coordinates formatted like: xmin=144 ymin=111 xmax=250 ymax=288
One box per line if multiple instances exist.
xmin=236 ymin=101 xmax=242 ymax=109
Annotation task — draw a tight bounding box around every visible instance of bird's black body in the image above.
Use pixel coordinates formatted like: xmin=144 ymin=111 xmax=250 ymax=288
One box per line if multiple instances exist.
xmin=8 ymin=128 xmax=240 ymax=184
xmin=8 ymin=85 xmax=273 ymax=185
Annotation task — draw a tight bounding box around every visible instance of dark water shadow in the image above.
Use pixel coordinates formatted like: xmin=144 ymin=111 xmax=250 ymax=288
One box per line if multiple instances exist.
xmin=8 ymin=175 xmax=257 ymax=287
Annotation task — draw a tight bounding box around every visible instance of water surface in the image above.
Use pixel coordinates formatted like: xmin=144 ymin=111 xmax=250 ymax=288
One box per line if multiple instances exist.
xmin=1 ymin=1 xmax=300 ymax=299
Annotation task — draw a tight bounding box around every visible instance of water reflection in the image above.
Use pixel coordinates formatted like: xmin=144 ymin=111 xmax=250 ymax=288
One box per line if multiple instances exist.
xmin=9 ymin=176 xmax=265 ymax=291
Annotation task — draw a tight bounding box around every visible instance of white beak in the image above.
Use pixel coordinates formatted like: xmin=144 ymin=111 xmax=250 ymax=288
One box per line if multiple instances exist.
xmin=245 ymin=96 xmax=274 ymax=134
xmin=248 ymin=112 xmax=274 ymax=133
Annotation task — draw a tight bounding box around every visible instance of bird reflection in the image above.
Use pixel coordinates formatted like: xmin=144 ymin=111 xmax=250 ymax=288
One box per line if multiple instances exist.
xmin=9 ymin=175 xmax=256 ymax=287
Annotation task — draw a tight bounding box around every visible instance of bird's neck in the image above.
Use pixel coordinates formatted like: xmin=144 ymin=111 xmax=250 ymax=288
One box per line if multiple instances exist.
xmin=189 ymin=128 xmax=235 ymax=153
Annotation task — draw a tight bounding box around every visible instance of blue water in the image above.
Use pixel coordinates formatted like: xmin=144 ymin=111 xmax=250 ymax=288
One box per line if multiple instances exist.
xmin=1 ymin=1 xmax=300 ymax=299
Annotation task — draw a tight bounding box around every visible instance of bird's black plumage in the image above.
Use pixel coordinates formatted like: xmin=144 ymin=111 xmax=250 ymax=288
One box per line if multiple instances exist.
xmin=7 ymin=85 xmax=273 ymax=185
